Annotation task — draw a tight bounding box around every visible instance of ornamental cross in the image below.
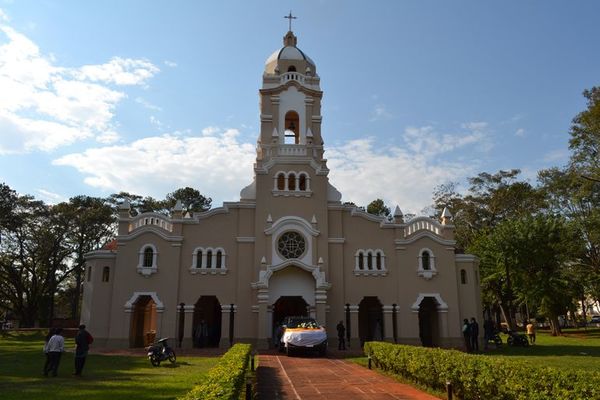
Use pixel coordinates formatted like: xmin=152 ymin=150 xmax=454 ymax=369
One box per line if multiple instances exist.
xmin=284 ymin=11 xmax=297 ymax=31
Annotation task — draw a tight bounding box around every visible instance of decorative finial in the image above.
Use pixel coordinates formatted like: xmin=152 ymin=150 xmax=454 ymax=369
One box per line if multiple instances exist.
xmin=284 ymin=11 xmax=297 ymax=32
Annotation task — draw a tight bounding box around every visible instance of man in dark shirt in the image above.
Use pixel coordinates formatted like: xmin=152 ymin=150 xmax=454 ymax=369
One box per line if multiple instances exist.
xmin=470 ymin=317 xmax=480 ymax=352
xmin=336 ymin=321 xmax=346 ymax=350
xmin=74 ymin=324 xmax=93 ymax=376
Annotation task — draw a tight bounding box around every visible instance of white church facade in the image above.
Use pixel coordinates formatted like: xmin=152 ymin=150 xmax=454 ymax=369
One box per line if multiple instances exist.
xmin=82 ymin=28 xmax=482 ymax=349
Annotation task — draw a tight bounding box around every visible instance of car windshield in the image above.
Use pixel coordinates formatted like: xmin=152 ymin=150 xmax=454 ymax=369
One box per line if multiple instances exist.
xmin=286 ymin=318 xmax=318 ymax=329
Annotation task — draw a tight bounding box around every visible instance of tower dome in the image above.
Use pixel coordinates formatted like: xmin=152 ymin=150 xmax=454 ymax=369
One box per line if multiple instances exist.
xmin=264 ymin=31 xmax=317 ymax=76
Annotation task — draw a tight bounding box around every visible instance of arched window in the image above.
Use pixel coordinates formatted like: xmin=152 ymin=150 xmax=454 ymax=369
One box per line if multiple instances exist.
xmin=143 ymin=247 xmax=154 ymax=268
xmin=422 ymin=251 xmax=431 ymax=271
xmin=206 ymin=250 xmax=213 ymax=268
xmin=299 ymin=174 xmax=307 ymax=191
xmin=216 ymin=251 xmax=222 ymax=269
xmin=102 ymin=266 xmax=110 ymax=282
xmin=367 ymin=253 xmax=373 ymax=270
xmin=287 ymin=65 xmax=296 ymax=72
xmin=284 ymin=111 xmax=300 ymax=144
xmin=196 ymin=249 xmax=203 ymax=268
xmin=288 ymin=173 xmax=296 ymax=190
xmin=277 ymin=173 xmax=285 ymax=190
xmin=376 ymin=253 xmax=382 ymax=270
xmin=358 ymin=253 xmax=364 ymax=270
xmin=460 ymin=269 xmax=467 ymax=284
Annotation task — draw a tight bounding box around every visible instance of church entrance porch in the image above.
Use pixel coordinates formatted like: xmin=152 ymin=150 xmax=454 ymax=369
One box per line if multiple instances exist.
xmin=358 ymin=296 xmax=383 ymax=346
xmin=129 ymin=295 xmax=157 ymax=348
xmin=418 ymin=297 xmax=439 ymax=347
xmin=192 ymin=296 xmax=222 ymax=348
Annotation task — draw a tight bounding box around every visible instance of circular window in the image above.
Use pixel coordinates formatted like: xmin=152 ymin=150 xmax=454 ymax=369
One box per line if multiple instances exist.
xmin=277 ymin=231 xmax=306 ymax=259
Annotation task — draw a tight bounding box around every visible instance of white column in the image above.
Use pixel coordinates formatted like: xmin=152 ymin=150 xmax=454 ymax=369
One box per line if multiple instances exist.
xmin=257 ymin=289 xmax=270 ymax=349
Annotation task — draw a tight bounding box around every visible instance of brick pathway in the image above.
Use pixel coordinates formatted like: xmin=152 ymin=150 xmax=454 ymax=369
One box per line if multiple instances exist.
xmin=256 ymin=354 xmax=441 ymax=400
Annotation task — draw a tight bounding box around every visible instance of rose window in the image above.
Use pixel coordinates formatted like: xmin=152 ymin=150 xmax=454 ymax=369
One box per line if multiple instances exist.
xmin=277 ymin=231 xmax=306 ymax=259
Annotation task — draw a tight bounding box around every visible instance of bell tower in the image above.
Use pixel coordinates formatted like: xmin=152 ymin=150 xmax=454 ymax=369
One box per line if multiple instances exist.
xmin=256 ymin=29 xmax=325 ymax=165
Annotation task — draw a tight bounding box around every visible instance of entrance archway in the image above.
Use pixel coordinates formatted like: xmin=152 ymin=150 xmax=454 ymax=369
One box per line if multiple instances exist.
xmin=129 ymin=295 xmax=157 ymax=348
xmin=358 ymin=297 xmax=383 ymax=346
xmin=272 ymin=296 xmax=308 ymax=347
xmin=418 ymin=297 xmax=439 ymax=347
xmin=192 ymin=296 xmax=222 ymax=348
xmin=273 ymin=296 xmax=308 ymax=327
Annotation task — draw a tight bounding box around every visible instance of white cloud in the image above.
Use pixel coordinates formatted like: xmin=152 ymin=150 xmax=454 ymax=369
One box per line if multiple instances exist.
xmin=515 ymin=128 xmax=526 ymax=137
xmin=36 ymin=188 xmax=66 ymax=204
xmin=0 ymin=19 xmax=159 ymax=154
xmin=149 ymin=115 xmax=163 ymax=127
xmin=370 ymin=104 xmax=393 ymax=121
xmin=0 ymin=8 xmax=9 ymax=22
xmin=164 ymin=60 xmax=177 ymax=67
xmin=135 ymin=97 xmax=162 ymax=111
xmin=96 ymin=131 xmax=120 ymax=144
xmin=202 ymin=126 xmax=220 ymax=136
xmin=75 ymin=57 xmax=159 ymax=86
xmin=327 ymin=138 xmax=477 ymax=214
xmin=53 ymin=128 xmax=257 ymax=202
xmin=54 ymin=124 xmax=486 ymax=214
xmin=403 ymin=123 xmax=490 ymax=157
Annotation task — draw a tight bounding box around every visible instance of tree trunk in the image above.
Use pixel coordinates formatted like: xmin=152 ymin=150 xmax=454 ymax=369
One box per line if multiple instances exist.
xmin=549 ymin=315 xmax=562 ymax=336
xmin=71 ymin=266 xmax=83 ymax=320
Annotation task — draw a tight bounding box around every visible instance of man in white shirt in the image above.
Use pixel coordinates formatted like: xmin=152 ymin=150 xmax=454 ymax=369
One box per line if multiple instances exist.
xmin=44 ymin=328 xmax=65 ymax=377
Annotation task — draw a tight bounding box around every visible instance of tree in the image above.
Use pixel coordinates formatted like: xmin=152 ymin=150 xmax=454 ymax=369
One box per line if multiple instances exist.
xmin=165 ymin=187 xmax=212 ymax=215
xmin=0 ymin=189 xmax=55 ymax=327
xmin=469 ymin=216 xmax=580 ymax=335
xmin=62 ymin=196 xmax=115 ymax=319
xmin=570 ymin=87 xmax=600 ymax=181
xmin=366 ymin=198 xmax=390 ymax=217
xmin=432 ymin=170 xmax=546 ymax=249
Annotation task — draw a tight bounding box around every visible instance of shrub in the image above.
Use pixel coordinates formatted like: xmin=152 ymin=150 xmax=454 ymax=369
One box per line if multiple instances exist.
xmin=364 ymin=342 xmax=600 ymax=400
xmin=179 ymin=343 xmax=251 ymax=400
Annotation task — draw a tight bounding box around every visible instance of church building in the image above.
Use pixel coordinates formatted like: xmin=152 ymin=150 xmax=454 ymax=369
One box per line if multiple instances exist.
xmin=82 ymin=27 xmax=482 ymax=349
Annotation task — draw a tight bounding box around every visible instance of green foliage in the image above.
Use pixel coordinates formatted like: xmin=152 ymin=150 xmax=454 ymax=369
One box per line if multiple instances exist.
xmin=179 ymin=343 xmax=251 ymax=400
xmin=366 ymin=198 xmax=391 ymax=217
xmin=469 ymin=215 xmax=580 ymax=334
xmin=570 ymin=87 xmax=600 ymax=178
xmin=364 ymin=341 xmax=600 ymax=400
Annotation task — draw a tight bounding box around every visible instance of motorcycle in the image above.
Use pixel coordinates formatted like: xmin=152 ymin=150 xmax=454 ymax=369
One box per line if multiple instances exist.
xmin=506 ymin=330 xmax=529 ymax=347
xmin=147 ymin=337 xmax=177 ymax=366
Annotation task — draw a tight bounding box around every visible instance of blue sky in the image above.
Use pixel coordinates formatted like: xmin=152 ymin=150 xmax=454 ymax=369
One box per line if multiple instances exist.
xmin=0 ymin=1 xmax=599 ymax=214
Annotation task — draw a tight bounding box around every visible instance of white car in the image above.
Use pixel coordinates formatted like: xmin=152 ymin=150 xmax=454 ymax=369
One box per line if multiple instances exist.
xmin=279 ymin=317 xmax=327 ymax=356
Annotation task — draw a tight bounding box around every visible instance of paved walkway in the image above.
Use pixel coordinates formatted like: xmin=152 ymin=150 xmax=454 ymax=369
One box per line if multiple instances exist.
xmin=256 ymin=354 xmax=441 ymax=400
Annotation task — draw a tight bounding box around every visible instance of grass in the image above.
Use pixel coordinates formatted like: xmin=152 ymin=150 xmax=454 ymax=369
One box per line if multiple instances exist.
xmin=0 ymin=331 xmax=219 ymax=400
xmin=483 ymin=328 xmax=600 ymax=371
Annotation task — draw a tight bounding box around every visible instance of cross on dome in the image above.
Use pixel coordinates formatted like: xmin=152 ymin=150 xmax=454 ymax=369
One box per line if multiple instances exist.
xmin=284 ymin=11 xmax=297 ymax=31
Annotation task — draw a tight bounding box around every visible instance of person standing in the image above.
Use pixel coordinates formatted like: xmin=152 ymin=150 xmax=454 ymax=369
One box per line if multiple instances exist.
xmin=45 ymin=328 xmax=65 ymax=377
xmin=43 ymin=328 xmax=55 ymax=376
xmin=526 ymin=321 xmax=536 ymax=344
xmin=462 ymin=319 xmax=471 ymax=352
xmin=483 ymin=318 xmax=494 ymax=350
xmin=336 ymin=321 xmax=346 ymax=350
xmin=74 ymin=324 xmax=93 ymax=376
xmin=470 ymin=317 xmax=480 ymax=352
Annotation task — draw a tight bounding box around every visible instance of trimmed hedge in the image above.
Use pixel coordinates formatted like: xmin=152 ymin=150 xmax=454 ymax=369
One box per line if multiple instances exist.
xmin=364 ymin=342 xmax=600 ymax=400
xmin=179 ymin=343 xmax=251 ymax=400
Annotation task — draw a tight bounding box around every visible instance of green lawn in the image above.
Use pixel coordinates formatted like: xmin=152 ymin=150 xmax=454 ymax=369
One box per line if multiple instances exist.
xmin=0 ymin=331 xmax=218 ymax=400
xmin=483 ymin=328 xmax=600 ymax=371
